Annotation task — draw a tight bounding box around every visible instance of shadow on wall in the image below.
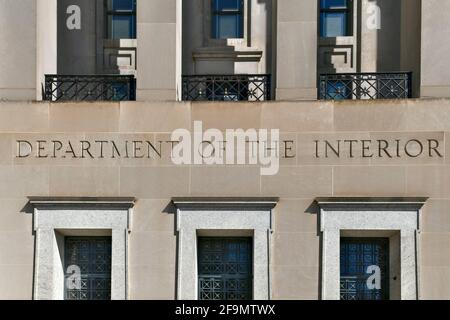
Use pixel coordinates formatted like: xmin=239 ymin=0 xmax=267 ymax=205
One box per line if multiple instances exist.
xmin=20 ymin=200 xmax=36 ymax=299
xmin=257 ymin=0 xmax=273 ymax=75
xmin=375 ymin=0 xmax=402 ymax=73
xmin=374 ymin=0 xmax=422 ymax=97
xmin=305 ymin=200 xmax=322 ymax=299
xmin=163 ymin=201 xmax=178 ymax=299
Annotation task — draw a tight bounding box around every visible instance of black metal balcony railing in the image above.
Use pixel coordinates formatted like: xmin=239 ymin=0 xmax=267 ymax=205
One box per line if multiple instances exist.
xmin=182 ymin=74 xmax=271 ymax=101
xmin=44 ymin=75 xmax=136 ymax=101
xmin=319 ymin=72 xmax=412 ymax=100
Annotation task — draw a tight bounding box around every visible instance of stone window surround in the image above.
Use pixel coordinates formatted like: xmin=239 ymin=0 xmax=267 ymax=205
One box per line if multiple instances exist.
xmin=316 ymin=197 xmax=427 ymax=300
xmin=29 ymin=197 xmax=135 ymax=300
xmin=173 ymin=197 xmax=278 ymax=300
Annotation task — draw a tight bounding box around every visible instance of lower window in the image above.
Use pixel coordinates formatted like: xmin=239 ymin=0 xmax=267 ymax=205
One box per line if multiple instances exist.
xmin=64 ymin=237 xmax=112 ymax=300
xmin=340 ymin=238 xmax=389 ymax=300
xmin=198 ymin=237 xmax=253 ymax=300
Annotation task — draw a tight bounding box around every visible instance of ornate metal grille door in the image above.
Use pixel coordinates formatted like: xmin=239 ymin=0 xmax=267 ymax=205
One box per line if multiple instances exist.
xmin=340 ymin=238 xmax=389 ymax=300
xmin=64 ymin=237 xmax=112 ymax=300
xmin=44 ymin=75 xmax=136 ymax=101
xmin=198 ymin=237 xmax=253 ymax=300
xmin=319 ymin=72 xmax=412 ymax=100
xmin=182 ymin=75 xmax=271 ymax=101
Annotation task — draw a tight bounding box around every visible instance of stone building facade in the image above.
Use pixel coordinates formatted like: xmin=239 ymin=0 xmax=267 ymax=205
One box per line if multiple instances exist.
xmin=0 ymin=0 xmax=450 ymax=300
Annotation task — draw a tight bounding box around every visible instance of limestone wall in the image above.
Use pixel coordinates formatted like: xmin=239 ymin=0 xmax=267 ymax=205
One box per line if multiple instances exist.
xmin=1 ymin=99 xmax=450 ymax=299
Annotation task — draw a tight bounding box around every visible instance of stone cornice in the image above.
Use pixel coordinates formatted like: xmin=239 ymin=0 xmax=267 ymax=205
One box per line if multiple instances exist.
xmin=172 ymin=197 xmax=279 ymax=211
xmin=28 ymin=197 xmax=136 ymax=209
xmin=316 ymin=197 xmax=428 ymax=211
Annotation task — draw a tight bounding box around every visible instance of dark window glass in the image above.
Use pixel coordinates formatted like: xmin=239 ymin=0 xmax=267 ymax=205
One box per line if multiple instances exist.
xmin=111 ymin=0 xmax=135 ymax=10
xmin=64 ymin=237 xmax=112 ymax=300
xmin=321 ymin=0 xmax=348 ymax=8
xmin=106 ymin=0 xmax=136 ymax=39
xmin=212 ymin=0 xmax=244 ymax=39
xmin=340 ymin=238 xmax=390 ymax=300
xmin=198 ymin=237 xmax=253 ymax=300
xmin=320 ymin=0 xmax=352 ymax=37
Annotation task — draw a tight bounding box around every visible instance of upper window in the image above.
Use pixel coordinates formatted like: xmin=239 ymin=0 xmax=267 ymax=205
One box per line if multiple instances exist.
xmin=106 ymin=0 xmax=137 ymax=39
xmin=212 ymin=0 xmax=244 ymax=39
xmin=320 ymin=0 xmax=353 ymax=37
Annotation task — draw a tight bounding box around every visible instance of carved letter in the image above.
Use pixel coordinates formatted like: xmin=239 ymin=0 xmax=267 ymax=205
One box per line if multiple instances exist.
xmin=80 ymin=141 xmax=94 ymax=159
xmin=344 ymin=140 xmax=358 ymax=158
xmin=314 ymin=140 xmax=320 ymax=158
xmin=377 ymin=140 xmax=392 ymax=158
xmin=283 ymin=140 xmax=295 ymax=159
xmin=65 ymin=141 xmax=78 ymax=158
xmin=37 ymin=140 xmax=48 ymax=158
xmin=133 ymin=141 xmax=144 ymax=159
xmin=95 ymin=141 xmax=108 ymax=159
xmin=52 ymin=140 xmax=63 ymax=158
xmin=428 ymin=139 xmax=443 ymax=158
xmin=146 ymin=141 xmax=162 ymax=159
xmin=111 ymin=141 xmax=121 ymax=159
xmin=16 ymin=140 xmax=32 ymax=158
xmin=404 ymin=139 xmax=423 ymax=158
xmin=395 ymin=139 xmax=401 ymax=157
xmin=325 ymin=140 xmax=340 ymax=158
xmin=203 ymin=128 xmax=224 ymax=165
xmin=361 ymin=140 xmax=373 ymax=158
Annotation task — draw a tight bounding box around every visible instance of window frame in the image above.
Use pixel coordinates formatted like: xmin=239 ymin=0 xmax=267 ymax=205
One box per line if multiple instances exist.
xmin=211 ymin=0 xmax=245 ymax=39
xmin=105 ymin=0 xmax=137 ymax=40
xmin=316 ymin=197 xmax=426 ymax=300
xmin=173 ymin=198 xmax=278 ymax=300
xmin=30 ymin=197 xmax=135 ymax=300
xmin=197 ymin=237 xmax=253 ymax=300
xmin=319 ymin=0 xmax=353 ymax=38
xmin=64 ymin=236 xmax=112 ymax=300
xmin=340 ymin=237 xmax=390 ymax=300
